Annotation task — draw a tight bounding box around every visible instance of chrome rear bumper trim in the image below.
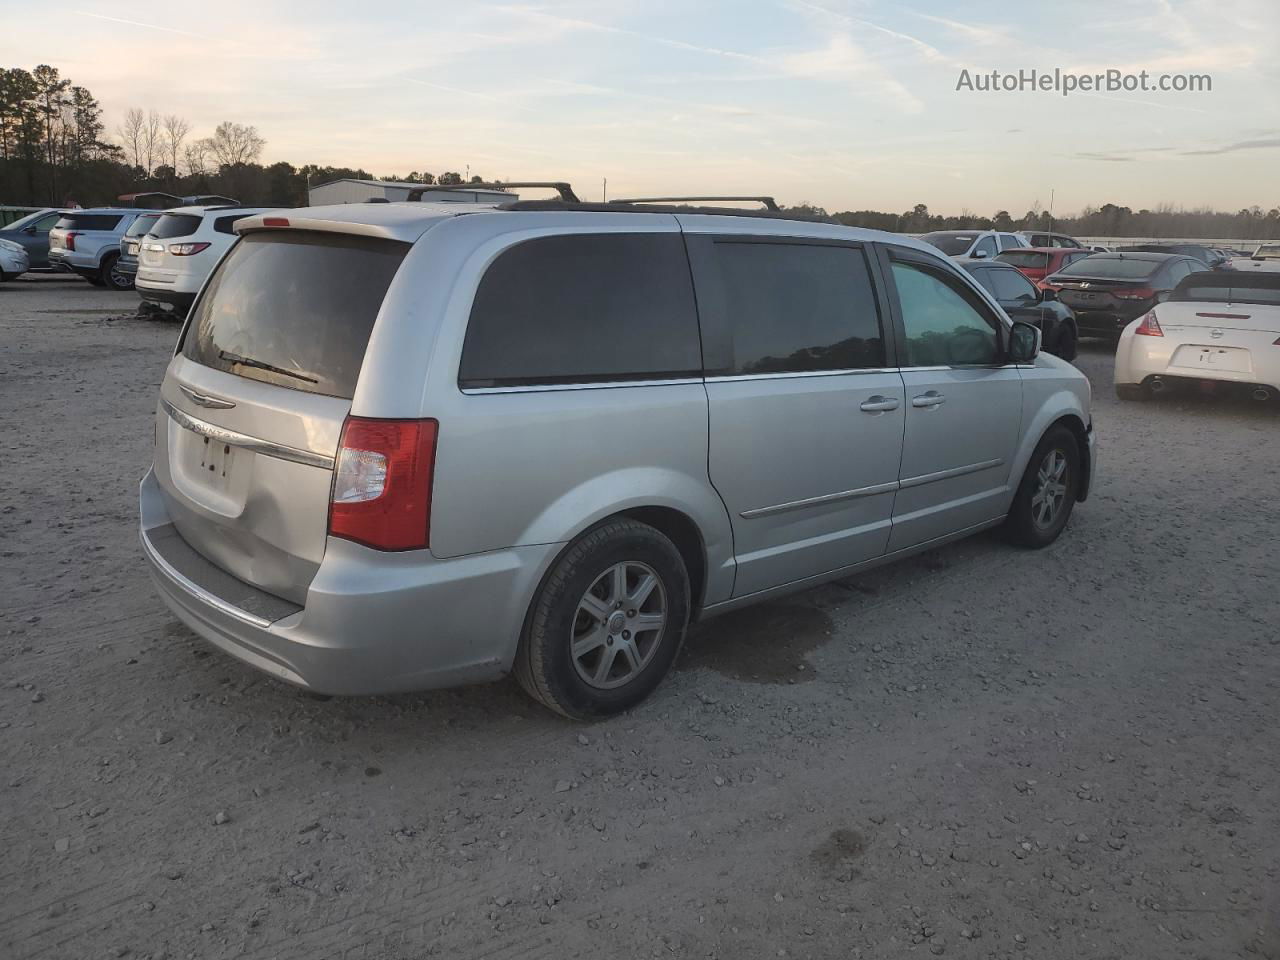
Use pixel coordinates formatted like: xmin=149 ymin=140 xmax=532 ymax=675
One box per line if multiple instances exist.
xmin=161 ymin=398 xmax=335 ymax=470
xmin=140 ymin=526 xmax=273 ymax=629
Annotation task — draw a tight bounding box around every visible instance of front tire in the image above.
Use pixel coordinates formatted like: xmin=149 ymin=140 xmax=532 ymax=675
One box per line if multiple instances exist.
xmin=1005 ymin=425 xmax=1081 ymax=548
xmin=515 ymin=518 xmax=690 ymax=720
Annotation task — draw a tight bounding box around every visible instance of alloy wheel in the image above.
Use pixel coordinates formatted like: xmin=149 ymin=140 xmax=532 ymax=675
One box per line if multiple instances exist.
xmin=1031 ymin=448 xmax=1069 ymax=529
xmin=570 ymin=561 xmax=667 ymax=689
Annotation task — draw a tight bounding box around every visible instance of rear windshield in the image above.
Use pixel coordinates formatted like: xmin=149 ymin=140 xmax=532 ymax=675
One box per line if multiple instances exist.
xmin=125 ymin=214 xmax=161 ymax=238
xmin=150 ymin=213 xmax=203 ymax=239
xmin=921 ymin=232 xmax=977 ymax=256
xmin=182 ymin=231 xmax=409 ymax=398
xmin=1055 ymin=257 xmax=1160 ymax=280
xmin=1253 ymin=244 xmax=1280 ymax=259
xmin=1172 ymin=274 xmax=1280 ymax=306
xmin=54 ymin=213 xmax=122 ymax=231
xmin=996 ymin=251 xmax=1049 ymax=269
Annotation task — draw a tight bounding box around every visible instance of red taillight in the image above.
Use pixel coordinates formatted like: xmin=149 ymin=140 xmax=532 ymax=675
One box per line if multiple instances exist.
xmin=1135 ymin=311 xmax=1163 ymax=337
xmin=262 ymin=217 xmax=290 ymax=227
xmin=65 ymin=231 xmax=78 ymax=251
xmin=1114 ymin=287 xmax=1156 ymax=301
xmin=328 ymin=417 xmax=438 ymax=551
xmin=168 ymin=242 xmax=211 ymax=256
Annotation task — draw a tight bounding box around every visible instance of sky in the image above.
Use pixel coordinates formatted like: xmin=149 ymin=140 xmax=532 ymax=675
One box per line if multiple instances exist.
xmin=5 ymin=0 xmax=1279 ymax=216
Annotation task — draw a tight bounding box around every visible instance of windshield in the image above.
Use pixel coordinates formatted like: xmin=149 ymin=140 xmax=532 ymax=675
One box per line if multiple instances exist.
xmin=125 ymin=214 xmax=161 ymax=238
xmin=996 ymin=251 xmax=1049 ymax=269
xmin=920 ymin=233 xmax=978 ymax=256
xmin=181 ymin=231 xmax=409 ymax=398
xmin=1055 ymin=257 xmax=1160 ymax=280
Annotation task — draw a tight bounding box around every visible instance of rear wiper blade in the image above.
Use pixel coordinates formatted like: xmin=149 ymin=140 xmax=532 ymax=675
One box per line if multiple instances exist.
xmin=218 ymin=351 xmax=318 ymax=384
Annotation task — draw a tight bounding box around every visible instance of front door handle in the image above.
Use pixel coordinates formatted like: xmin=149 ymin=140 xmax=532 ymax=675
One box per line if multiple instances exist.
xmin=859 ymin=395 xmax=901 ymax=413
xmin=912 ymin=391 xmax=946 ymax=408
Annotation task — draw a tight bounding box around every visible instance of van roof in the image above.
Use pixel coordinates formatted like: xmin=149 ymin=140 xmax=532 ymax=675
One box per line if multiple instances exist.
xmin=233 ymin=201 xmax=951 ymax=258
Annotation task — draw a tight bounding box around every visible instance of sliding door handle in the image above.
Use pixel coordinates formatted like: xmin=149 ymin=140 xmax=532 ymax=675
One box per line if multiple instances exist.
xmin=912 ymin=391 xmax=946 ymax=408
xmin=859 ymin=395 xmax=901 ymax=413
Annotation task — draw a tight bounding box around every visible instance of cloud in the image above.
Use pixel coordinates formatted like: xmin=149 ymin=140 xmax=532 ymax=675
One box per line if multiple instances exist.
xmin=1181 ymin=136 xmax=1280 ymax=155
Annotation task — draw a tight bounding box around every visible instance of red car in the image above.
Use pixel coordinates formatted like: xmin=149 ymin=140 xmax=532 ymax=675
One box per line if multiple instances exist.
xmin=996 ymin=247 xmax=1093 ymax=290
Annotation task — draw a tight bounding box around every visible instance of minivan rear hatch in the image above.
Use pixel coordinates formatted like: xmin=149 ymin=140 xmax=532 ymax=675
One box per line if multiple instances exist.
xmin=155 ymin=230 xmax=409 ymax=603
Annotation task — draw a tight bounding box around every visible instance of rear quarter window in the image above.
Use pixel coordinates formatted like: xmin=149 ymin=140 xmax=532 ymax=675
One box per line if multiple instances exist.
xmin=458 ymin=233 xmax=702 ymax=387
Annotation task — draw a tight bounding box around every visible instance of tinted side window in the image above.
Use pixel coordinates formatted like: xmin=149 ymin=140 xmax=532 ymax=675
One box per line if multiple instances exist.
xmin=967 ymin=267 xmax=998 ymax=297
xmin=891 ymin=260 xmax=1000 ymax=366
xmin=991 ymin=267 xmax=1038 ymax=302
xmin=710 ymin=241 xmax=884 ymax=374
xmin=459 ymin=233 xmax=701 ymax=387
xmin=54 ymin=214 xmax=123 ymax=231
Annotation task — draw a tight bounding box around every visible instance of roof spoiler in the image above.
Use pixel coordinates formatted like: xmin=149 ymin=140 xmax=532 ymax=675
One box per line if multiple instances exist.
xmin=406 ymin=181 xmax=580 ymax=203
xmin=608 ymin=195 xmax=780 ymax=212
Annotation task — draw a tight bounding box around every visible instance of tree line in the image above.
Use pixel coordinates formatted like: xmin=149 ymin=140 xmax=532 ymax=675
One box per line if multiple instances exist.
xmin=790 ymin=202 xmax=1280 ymax=242
xmin=3 ymin=64 xmax=1277 ymax=242
xmin=0 ymin=65 xmax=489 ymax=209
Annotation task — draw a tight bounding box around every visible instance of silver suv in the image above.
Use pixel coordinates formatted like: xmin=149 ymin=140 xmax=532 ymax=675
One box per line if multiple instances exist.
xmin=48 ymin=208 xmax=149 ymax=290
xmin=139 ymin=197 xmax=1096 ymax=719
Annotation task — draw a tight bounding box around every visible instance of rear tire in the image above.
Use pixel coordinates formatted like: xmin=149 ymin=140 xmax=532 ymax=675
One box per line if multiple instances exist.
xmin=1005 ymin=425 xmax=1081 ymax=549
xmin=515 ymin=518 xmax=690 ymax=720
xmin=101 ymin=253 xmax=133 ymax=291
xmin=1115 ymin=383 xmax=1149 ymax=402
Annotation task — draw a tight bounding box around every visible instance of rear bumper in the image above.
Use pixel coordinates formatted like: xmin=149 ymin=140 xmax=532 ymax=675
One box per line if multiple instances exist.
xmin=1071 ymin=306 xmax=1151 ymax=335
xmin=138 ymin=467 xmax=559 ymax=695
xmin=47 ymin=250 xmax=100 ymax=274
xmin=1115 ymin=330 xmax=1280 ymax=391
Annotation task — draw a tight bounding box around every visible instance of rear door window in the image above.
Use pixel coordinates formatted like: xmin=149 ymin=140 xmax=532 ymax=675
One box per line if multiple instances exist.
xmin=702 ymin=240 xmax=885 ymax=374
xmin=182 ymin=231 xmax=409 ymax=398
xmin=459 ymin=233 xmax=701 ymax=387
xmin=150 ymin=214 xmax=203 ymax=239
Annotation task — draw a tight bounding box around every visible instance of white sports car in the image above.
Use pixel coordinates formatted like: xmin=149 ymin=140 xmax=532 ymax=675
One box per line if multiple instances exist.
xmin=1115 ymin=270 xmax=1280 ymax=402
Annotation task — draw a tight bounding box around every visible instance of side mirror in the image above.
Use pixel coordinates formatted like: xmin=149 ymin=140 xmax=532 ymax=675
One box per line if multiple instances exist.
xmin=1008 ymin=321 xmax=1041 ymax=363
xmin=972 ymin=249 xmax=989 ymax=259
xmin=1040 ymin=287 xmax=1058 ymax=302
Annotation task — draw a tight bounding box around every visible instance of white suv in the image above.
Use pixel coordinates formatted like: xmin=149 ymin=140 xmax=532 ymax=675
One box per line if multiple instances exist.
xmin=136 ymin=206 xmax=276 ymax=314
xmin=920 ymin=230 xmax=1028 ymax=260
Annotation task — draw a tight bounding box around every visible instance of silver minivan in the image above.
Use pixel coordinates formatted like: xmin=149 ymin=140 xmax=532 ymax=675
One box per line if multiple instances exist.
xmin=140 ymin=198 xmax=1096 ymax=719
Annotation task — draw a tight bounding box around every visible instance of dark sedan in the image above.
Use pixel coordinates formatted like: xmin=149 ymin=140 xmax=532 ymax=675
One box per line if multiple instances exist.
xmin=958 ymin=257 xmax=1079 ymax=360
xmin=1045 ymin=252 xmax=1205 ymax=338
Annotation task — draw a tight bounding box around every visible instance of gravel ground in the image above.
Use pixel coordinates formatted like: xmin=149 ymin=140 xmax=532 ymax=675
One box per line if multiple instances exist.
xmin=2 ymin=274 xmax=1278 ymax=960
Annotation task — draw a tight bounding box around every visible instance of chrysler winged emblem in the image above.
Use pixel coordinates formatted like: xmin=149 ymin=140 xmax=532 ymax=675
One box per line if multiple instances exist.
xmin=179 ymin=384 xmax=236 ymax=409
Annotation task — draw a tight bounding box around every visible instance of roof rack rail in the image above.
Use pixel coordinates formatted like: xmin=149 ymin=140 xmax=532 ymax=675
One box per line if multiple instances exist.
xmin=406 ymin=181 xmax=580 ymax=203
xmin=608 ymin=195 xmax=780 ymax=212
